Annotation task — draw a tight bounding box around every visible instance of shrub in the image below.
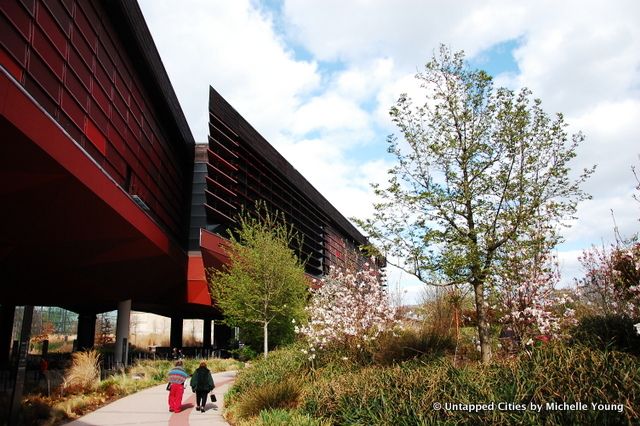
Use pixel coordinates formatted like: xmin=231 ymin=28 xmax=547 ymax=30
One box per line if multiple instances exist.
xmin=20 ymin=396 xmax=68 ymax=426
xmin=207 ymin=357 xmax=246 ymax=372
xmin=373 ymin=323 xmax=455 ymax=365
xmin=572 ymin=314 xmax=640 ymax=355
xmin=128 ymin=359 xmax=173 ymax=382
xmin=231 ymin=345 xmax=258 ymax=362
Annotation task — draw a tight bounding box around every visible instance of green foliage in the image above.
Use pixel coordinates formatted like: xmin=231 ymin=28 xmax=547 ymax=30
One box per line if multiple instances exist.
xmin=573 ymin=315 xmax=640 ymax=355
xmin=231 ymin=344 xmax=310 ymax=396
xmin=210 ymin=202 xmax=308 ymax=357
xmin=130 ymin=359 xmax=173 ymax=381
xmin=302 ymin=343 xmax=639 ymax=425
xmin=239 ymin=312 xmax=298 ymax=353
xmin=355 ymin=45 xmax=594 ymax=362
xmin=237 ymin=408 xmax=330 ymax=426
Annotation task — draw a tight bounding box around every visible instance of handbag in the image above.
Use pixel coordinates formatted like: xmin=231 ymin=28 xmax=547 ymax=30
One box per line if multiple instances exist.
xmin=166 ymin=383 xmax=171 ymax=391
xmin=210 ymin=394 xmax=217 ymax=402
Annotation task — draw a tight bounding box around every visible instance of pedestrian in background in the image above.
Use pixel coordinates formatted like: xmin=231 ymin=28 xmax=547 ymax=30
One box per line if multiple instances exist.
xmin=190 ymin=361 xmax=214 ymax=412
xmin=167 ymin=360 xmax=189 ymax=413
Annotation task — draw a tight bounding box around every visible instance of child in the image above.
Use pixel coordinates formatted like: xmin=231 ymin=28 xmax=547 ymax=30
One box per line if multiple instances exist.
xmin=167 ymin=360 xmax=189 ymax=413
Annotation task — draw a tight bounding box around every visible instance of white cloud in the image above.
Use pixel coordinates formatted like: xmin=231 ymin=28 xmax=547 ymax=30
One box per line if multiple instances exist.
xmin=287 ymin=93 xmax=370 ymax=136
xmin=556 ymin=249 xmax=584 ymax=289
xmin=138 ymin=0 xmax=320 ymax=142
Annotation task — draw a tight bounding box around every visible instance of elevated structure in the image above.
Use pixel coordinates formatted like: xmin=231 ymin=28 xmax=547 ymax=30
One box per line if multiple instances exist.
xmin=0 ymin=0 xmax=377 ymax=369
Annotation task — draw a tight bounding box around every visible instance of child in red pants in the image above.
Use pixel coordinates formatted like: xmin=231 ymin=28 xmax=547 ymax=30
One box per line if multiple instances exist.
xmin=167 ymin=360 xmax=189 ymax=412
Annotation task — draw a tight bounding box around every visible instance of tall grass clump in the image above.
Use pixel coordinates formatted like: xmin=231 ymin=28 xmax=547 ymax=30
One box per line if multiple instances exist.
xmin=62 ymin=350 xmax=101 ymax=394
xmin=236 ymin=408 xmax=331 ymax=426
xmin=225 ymin=345 xmax=310 ymax=423
xmin=230 ymin=379 xmax=302 ymax=421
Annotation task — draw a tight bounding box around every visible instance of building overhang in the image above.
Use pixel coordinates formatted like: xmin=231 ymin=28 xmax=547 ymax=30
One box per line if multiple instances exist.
xmin=0 ymin=69 xmax=192 ymax=313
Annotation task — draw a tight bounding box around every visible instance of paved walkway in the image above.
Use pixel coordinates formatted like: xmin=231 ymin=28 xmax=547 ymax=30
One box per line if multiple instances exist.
xmin=66 ymin=370 xmax=237 ymax=426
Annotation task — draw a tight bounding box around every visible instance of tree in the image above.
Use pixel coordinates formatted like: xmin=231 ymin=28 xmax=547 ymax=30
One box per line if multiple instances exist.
xmin=355 ymin=46 xmax=593 ymax=363
xmin=295 ymin=262 xmax=397 ymax=361
xmin=95 ymin=313 xmax=114 ymax=346
xmin=577 ymin=240 xmax=640 ymax=317
xmin=577 ymin=165 xmax=640 ymax=318
xmin=493 ymin=234 xmax=576 ymax=347
xmin=209 ymin=203 xmax=308 ymax=358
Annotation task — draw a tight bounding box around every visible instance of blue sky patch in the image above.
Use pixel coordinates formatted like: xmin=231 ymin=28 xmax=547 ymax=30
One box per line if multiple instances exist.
xmin=469 ymin=38 xmax=523 ymax=78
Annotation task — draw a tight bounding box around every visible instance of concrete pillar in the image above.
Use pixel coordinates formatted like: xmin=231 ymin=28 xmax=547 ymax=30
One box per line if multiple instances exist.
xmin=114 ymin=300 xmax=131 ymax=369
xmin=76 ymin=313 xmax=96 ymax=350
xmin=170 ymin=316 xmax=183 ymax=350
xmin=203 ymin=319 xmax=212 ymax=349
xmin=0 ymin=305 xmax=15 ymax=367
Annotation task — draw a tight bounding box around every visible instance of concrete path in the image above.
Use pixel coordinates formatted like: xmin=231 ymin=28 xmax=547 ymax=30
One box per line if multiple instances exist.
xmin=65 ymin=370 xmax=237 ymax=426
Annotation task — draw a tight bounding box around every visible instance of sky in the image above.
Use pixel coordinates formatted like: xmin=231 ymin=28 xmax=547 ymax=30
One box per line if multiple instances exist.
xmin=138 ymin=0 xmax=640 ymax=305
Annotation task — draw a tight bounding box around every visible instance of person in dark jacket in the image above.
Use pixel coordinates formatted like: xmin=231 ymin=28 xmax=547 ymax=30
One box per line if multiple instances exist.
xmin=190 ymin=361 xmax=214 ymax=412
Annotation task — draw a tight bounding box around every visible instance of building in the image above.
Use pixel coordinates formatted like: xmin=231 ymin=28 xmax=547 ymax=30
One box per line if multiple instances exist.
xmin=0 ymin=0 xmax=377 ymax=366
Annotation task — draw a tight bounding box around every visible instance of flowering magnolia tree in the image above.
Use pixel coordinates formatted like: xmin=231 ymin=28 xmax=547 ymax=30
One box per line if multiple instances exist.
xmin=295 ymin=262 xmax=398 ymax=360
xmin=577 ymin=240 xmax=640 ymax=317
xmin=494 ymin=243 xmax=576 ymax=347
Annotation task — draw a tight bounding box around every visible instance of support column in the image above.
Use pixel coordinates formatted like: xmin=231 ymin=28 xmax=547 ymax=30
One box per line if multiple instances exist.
xmin=114 ymin=300 xmax=131 ymax=369
xmin=203 ymin=319 xmax=212 ymax=349
xmin=9 ymin=305 xmax=33 ymax=426
xmin=0 ymin=305 xmax=15 ymax=367
xmin=213 ymin=322 xmax=233 ymax=350
xmin=170 ymin=316 xmax=183 ymax=350
xmin=75 ymin=313 xmax=96 ymax=351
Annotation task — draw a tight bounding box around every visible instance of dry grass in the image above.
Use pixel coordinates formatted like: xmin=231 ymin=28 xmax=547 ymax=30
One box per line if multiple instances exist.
xmin=62 ymin=350 xmax=101 ymax=394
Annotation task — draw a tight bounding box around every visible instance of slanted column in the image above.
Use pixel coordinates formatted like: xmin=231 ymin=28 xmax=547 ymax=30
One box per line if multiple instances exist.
xmin=76 ymin=313 xmax=96 ymax=351
xmin=114 ymin=300 xmax=131 ymax=369
xmin=0 ymin=305 xmax=15 ymax=367
xmin=170 ymin=316 xmax=183 ymax=350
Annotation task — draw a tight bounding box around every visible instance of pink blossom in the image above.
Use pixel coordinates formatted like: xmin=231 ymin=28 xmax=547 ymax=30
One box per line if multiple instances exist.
xmin=296 ymin=263 xmax=399 ymax=358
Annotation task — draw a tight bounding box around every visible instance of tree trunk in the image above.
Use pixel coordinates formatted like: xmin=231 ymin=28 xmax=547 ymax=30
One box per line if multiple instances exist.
xmin=263 ymin=322 xmax=268 ymax=359
xmin=473 ymin=282 xmax=492 ymax=364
